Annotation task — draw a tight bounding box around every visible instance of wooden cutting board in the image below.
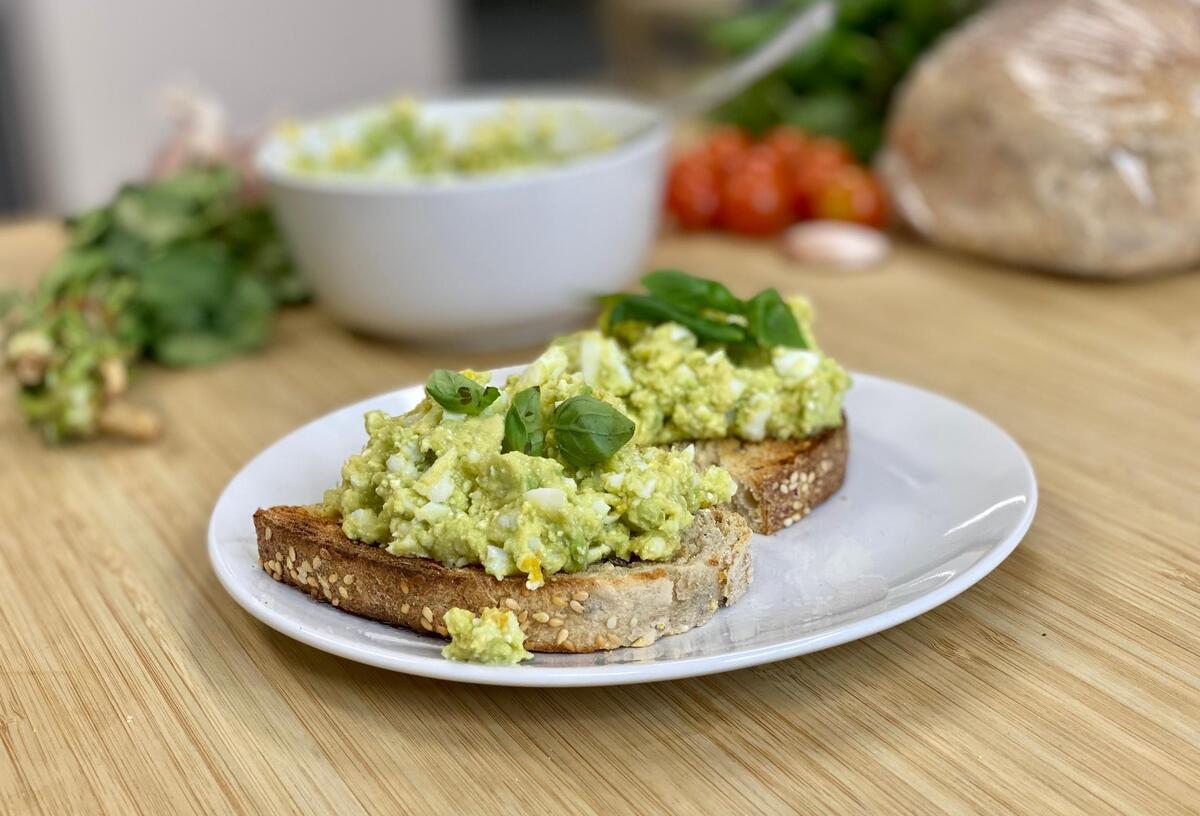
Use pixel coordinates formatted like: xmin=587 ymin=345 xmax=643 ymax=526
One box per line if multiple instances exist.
xmin=1 ymin=221 xmax=1197 ymax=814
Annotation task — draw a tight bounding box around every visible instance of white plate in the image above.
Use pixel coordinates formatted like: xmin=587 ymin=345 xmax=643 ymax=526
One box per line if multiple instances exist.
xmin=209 ymin=370 xmax=1036 ymax=687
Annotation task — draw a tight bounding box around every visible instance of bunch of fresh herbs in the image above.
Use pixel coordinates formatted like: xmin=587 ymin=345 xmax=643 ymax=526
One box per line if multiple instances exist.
xmin=706 ymin=0 xmax=983 ymax=158
xmin=2 ymin=164 xmax=306 ymax=443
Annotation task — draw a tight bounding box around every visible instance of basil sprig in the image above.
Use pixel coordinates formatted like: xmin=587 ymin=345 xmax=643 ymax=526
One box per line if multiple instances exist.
xmin=604 ymin=269 xmax=808 ymax=350
xmin=607 ymin=294 xmax=748 ymax=345
xmin=425 ymin=369 xmax=500 ymax=415
xmin=549 ymin=395 xmax=635 ymax=467
xmin=503 ymin=388 xmax=632 ymax=466
xmin=502 ymin=386 xmax=545 ymax=456
xmin=642 ymin=269 xmax=743 ymax=314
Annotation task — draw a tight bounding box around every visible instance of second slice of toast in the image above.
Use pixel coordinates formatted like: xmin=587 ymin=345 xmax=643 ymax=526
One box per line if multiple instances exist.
xmin=691 ymin=420 xmax=848 ymax=534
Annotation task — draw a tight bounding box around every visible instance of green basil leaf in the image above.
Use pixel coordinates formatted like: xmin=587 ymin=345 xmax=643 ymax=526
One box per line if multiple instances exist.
xmin=425 ymin=369 xmax=499 ymax=415
xmin=480 ymin=387 xmax=501 ymax=411
xmin=607 ymin=294 xmax=749 ymax=345
xmin=745 ymin=288 xmax=808 ymax=349
xmin=640 ymin=269 xmax=742 ymax=315
xmin=549 ymin=395 xmax=635 ymax=467
xmin=503 ymin=386 xmax=544 ymax=456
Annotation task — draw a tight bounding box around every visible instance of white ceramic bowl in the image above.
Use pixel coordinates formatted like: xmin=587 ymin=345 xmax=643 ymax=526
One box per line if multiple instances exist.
xmin=257 ymin=95 xmax=669 ymax=347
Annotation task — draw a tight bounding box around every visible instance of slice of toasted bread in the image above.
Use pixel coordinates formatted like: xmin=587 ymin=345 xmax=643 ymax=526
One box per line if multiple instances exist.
xmin=691 ymin=420 xmax=848 ymax=534
xmin=253 ymin=505 xmax=752 ymax=653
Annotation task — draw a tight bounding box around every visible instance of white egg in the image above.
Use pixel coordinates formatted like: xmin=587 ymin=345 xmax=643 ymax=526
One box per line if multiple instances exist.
xmin=773 ymin=348 xmax=820 ymax=381
xmin=428 ymin=473 xmax=455 ymax=503
xmin=637 ymin=477 xmax=657 ymax=499
xmin=667 ymin=324 xmax=693 ymax=342
xmin=484 ymin=545 xmax=515 ymax=577
xmin=525 ymin=487 xmax=566 ymax=513
xmin=580 ymin=334 xmax=601 ymax=386
xmin=346 ymin=508 xmax=375 ymax=528
xmin=742 ymin=406 xmax=771 ymax=441
xmin=415 ymin=501 xmax=451 ymax=522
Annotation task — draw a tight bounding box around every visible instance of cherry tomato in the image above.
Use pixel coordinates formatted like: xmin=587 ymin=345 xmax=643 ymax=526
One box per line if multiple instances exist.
xmin=719 ymin=156 xmax=793 ymax=236
xmin=800 ymin=136 xmax=854 ymax=166
xmin=665 ymin=152 xmax=721 ymax=230
xmin=812 ymin=165 xmax=889 ymax=228
xmin=789 ymin=139 xmax=855 ymax=219
xmin=703 ymin=126 xmax=751 ymax=177
xmin=763 ymin=126 xmax=809 ymax=168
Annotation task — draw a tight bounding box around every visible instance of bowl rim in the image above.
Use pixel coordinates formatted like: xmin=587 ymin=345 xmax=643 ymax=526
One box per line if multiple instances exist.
xmin=256 ymin=91 xmax=671 ymax=197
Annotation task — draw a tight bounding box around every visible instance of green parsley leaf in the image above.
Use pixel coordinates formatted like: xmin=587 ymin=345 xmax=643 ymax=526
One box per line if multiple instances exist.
xmin=65 ymin=207 xmax=112 ymax=249
xmin=136 ymin=242 xmax=234 ymax=317
xmin=6 ymin=163 xmax=306 ymax=444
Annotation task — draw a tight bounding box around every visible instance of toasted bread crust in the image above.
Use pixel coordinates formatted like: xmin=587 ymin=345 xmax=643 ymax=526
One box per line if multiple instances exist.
xmin=692 ymin=420 xmax=848 ymax=534
xmin=253 ymin=505 xmax=752 ymax=653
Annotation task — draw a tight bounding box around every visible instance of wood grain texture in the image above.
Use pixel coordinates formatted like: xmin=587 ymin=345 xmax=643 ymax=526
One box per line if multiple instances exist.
xmin=1 ymin=221 xmax=1197 ymax=815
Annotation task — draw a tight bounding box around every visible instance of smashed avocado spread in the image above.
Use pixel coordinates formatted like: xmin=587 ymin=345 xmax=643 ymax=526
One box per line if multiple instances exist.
xmin=542 ymin=295 xmax=849 ymax=444
xmin=321 ymin=368 xmax=734 ymax=588
xmin=441 ymin=607 xmax=532 ymax=665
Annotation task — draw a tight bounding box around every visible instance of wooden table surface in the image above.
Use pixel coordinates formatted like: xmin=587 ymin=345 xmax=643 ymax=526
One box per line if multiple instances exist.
xmin=2 ymin=220 xmax=1198 ymax=815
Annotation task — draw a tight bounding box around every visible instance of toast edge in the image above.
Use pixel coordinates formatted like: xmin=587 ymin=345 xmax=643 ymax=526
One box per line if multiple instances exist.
xmin=252 ymin=505 xmax=751 ymax=654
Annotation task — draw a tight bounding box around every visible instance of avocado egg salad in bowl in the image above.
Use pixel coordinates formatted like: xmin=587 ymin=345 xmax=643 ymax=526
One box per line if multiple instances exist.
xmin=283 ymin=97 xmax=616 ymax=180
xmin=252 ymin=271 xmax=850 ymax=665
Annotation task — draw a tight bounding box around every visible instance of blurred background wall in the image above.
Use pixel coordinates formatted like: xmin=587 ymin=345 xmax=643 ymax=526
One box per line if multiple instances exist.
xmin=0 ymin=0 xmax=750 ymax=215
xmin=0 ymin=0 xmax=460 ymax=213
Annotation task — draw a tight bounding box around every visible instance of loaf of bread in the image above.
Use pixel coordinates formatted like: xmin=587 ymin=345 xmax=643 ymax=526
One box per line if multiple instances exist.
xmin=880 ymin=0 xmax=1200 ymax=278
